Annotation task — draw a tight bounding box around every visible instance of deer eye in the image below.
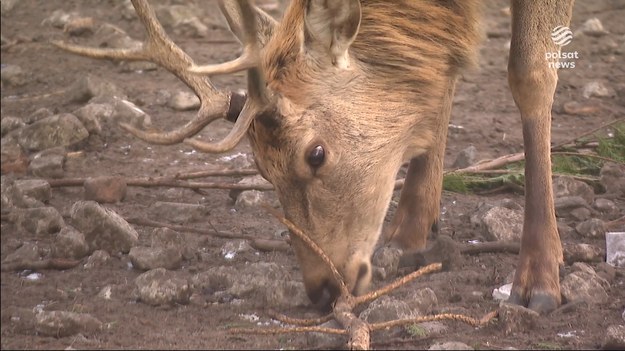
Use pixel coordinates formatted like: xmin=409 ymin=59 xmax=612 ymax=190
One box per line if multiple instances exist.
xmin=307 ymin=145 xmax=325 ymax=168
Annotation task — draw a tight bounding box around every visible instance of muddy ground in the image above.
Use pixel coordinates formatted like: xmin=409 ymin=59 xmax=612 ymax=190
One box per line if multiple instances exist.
xmin=1 ymin=0 xmax=624 ymax=349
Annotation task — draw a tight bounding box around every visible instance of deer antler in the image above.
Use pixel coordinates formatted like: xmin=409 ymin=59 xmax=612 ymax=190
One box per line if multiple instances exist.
xmin=52 ymin=0 xmax=276 ymax=153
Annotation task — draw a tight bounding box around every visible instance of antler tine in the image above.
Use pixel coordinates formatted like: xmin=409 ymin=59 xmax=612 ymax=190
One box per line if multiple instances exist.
xmin=189 ymin=0 xmax=276 ymax=76
xmin=54 ymin=0 xmax=237 ymax=145
xmin=184 ymin=0 xmax=271 ymax=153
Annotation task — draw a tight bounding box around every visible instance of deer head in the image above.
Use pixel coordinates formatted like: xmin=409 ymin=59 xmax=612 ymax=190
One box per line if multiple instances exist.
xmin=55 ymin=0 xmax=478 ymax=306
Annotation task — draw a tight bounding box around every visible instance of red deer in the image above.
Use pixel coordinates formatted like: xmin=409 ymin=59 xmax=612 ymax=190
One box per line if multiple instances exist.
xmin=55 ymin=0 xmax=574 ymax=313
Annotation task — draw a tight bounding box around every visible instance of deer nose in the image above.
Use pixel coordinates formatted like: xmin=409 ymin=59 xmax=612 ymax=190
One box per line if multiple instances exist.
xmin=302 ymin=260 xmax=372 ymax=310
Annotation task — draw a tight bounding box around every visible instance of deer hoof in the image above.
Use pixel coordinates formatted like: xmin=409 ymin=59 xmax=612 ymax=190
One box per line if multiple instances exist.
xmin=508 ymin=290 xmax=560 ymax=315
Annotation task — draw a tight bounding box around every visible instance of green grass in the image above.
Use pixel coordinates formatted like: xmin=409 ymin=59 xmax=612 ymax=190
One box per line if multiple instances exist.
xmin=534 ymin=341 xmax=563 ymax=350
xmin=441 ymin=123 xmax=625 ymax=195
xmin=404 ymin=323 xmax=427 ymax=338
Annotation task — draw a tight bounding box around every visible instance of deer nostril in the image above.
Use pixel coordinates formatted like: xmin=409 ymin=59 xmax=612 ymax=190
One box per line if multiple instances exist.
xmin=357 ymin=263 xmax=369 ymax=282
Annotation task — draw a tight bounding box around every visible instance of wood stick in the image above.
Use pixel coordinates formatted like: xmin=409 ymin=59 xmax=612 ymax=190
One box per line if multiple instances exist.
xmin=369 ymin=310 xmax=498 ymax=331
xmin=1 ymin=258 xmax=82 ymax=272
xmin=354 ymin=263 xmax=442 ymax=306
xmin=263 ymin=205 xmax=350 ymax=297
xmin=126 ymin=217 xmax=289 ymax=251
xmin=173 ymin=168 xmax=258 ymax=180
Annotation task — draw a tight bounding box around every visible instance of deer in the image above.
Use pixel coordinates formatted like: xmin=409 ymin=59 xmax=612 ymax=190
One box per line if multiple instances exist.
xmin=54 ymin=0 xmax=575 ymax=314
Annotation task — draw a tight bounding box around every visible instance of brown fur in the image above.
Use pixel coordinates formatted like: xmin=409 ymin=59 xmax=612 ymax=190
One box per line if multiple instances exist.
xmin=246 ymin=0 xmax=481 ymax=304
xmin=245 ymin=0 xmax=572 ymax=313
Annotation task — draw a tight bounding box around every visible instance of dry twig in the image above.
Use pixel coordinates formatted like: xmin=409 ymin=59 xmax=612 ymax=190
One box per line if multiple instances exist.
xmin=126 ymin=217 xmax=290 ymax=252
xmin=1 ymin=258 xmax=82 ymax=272
xmin=231 ymin=206 xmax=496 ymax=349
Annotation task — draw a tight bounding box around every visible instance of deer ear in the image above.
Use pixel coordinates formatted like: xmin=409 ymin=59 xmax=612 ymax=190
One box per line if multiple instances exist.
xmin=303 ymin=0 xmax=362 ymax=69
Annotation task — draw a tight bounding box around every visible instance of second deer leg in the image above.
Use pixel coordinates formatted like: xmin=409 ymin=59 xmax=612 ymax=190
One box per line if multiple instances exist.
xmin=384 ymin=80 xmax=457 ymax=251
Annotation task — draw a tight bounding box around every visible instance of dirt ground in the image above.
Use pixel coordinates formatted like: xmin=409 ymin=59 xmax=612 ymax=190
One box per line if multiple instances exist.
xmin=1 ymin=0 xmax=624 ymax=349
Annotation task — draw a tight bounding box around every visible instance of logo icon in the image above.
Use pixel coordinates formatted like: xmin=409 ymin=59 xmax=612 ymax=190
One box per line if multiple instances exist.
xmin=551 ymin=26 xmax=573 ymax=46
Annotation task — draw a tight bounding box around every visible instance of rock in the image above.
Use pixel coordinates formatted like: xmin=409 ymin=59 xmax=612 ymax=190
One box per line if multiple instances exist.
xmin=4 ymin=178 xmax=46 ymax=208
xmin=471 ymin=206 xmax=523 ymax=242
xmin=193 ymin=262 xmax=309 ymax=308
xmin=16 ymin=114 xmax=89 ymax=152
xmin=110 ymin=98 xmax=151 ymax=129
xmin=149 ymin=201 xmax=209 ymax=223
xmin=2 ymin=242 xmax=42 ymax=266
xmin=119 ymin=61 xmax=158 ymax=73
xmin=129 ymin=246 xmax=182 ymax=271
xmin=134 ymin=268 xmax=191 ymax=306
xmin=451 ymin=145 xmax=477 ymax=169
xmin=582 ymin=81 xmax=613 ymax=99
xmin=229 ymin=174 xmax=271 ymax=200
xmin=29 ymin=150 xmax=65 ymax=179
xmin=98 ymin=285 xmax=114 ymax=300
xmin=41 ymin=10 xmax=80 ymax=28
xmin=173 ymin=16 xmax=209 ymax=38
xmin=560 ymin=270 xmax=609 ymax=304
xmin=14 ymin=207 xmax=64 ymax=236
xmin=418 ymin=321 xmax=448 ymax=335
xmin=70 ymin=201 xmax=139 ymax=255
xmin=1 ymin=0 xmax=19 ymax=14
xmin=83 ymin=176 xmax=127 ymax=203
xmin=575 ymin=218 xmax=606 ymax=239
xmin=578 ymin=18 xmax=608 ymax=37
xmin=0 ymin=64 xmax=27 ymax=86
xmin=569 ymin=207 xmax=591 ymax=221
xmin=429 ymin=341 xmax=474 ymax=350
xmin=405 ymin=288 xmax=438 ymax=315
xmin=553 ymin=176 xmax=595 ymax=205
xmin=555 ymin=196 xmax=592 ymax=218
xmin=35 ymin=310 xmax=102 ymax=337
xmin=220 ymin=240 xmax=253 ymax=260
xmin=594 ymin=198 xmax=618 ymax=214
xmin=563 ymin=243 xmax=604 ymax=264
xmin=83 ymin=249 xmax=110 ymax=269
xmin=26 ymin=108 xmax=54 ymax=124
xmin=359 ymin=295 xmax=414 ymax=324
xmin=52 ymin=226 xmax=90 ymax=259
xmin=398 ymin=235 xmax=462 ymax=271
xmin=596 ymin=262 xmax=616 ymax=284
xmin=606 ymin=232 xmax=625 ymax=268
xmin=218 ymin=152 xmax=255 ymax=169
xmin=1 ymin=116 xmax=25 ymax=137
xmin=168 ymin=91 xmax=200 ymax=111
xmin=602 ymin=325 xmax=625 ymax=350
xmin=1 ymin=136 xmax=29 ymax=175
xmin=93 ymin=22 xmax=141 ymax=50
xmin=306 ymin=320 xmax=344 ymax=348
xmin=372 ymin=246 xmax=403 ymax=280
xmin=3 ymin=306 xmax=35 ymax=335
xmin=151 ymin=227 xmax=193 ymax=260
xmin=72 ymin=103 xmax=115 ymax=135
xmin=12 ymin=179 xmax=50 ymax=203
xmin=557 ymin=222 xmax=575 ymax=237
xmin=498 ymin=302 xmax=539 ymax=335
xmin=235 ymin=190 xmax=265 ymax=209
xmin=155 ymin=5 xmax=209 ymax=37
xmin=570 ymin=262 xmax=596 ymax=275
xmin=68 ymin=75 xmax=127 ymax=103
xmin=600 ymin=163 xmax=625 ymax=196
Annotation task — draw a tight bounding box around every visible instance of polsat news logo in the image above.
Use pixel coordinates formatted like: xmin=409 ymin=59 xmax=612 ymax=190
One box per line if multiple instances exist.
xmin=546 ymin=26 xmax=578 ymax=69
